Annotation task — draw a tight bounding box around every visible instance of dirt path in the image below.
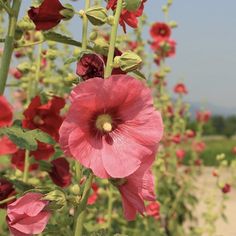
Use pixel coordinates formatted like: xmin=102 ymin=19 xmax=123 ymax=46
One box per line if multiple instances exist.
xmin=196 ymin=167 xmax=236 ymax=236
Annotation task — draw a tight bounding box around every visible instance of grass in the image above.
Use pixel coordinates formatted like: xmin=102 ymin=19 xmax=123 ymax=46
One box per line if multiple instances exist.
xmin=184 ymin=136 xmax=236 ymax=166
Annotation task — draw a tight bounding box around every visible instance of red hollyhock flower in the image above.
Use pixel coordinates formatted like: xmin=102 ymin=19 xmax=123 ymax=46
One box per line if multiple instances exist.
xmin=150 ymin=22 xmax=171 ymax=40
xmin=194 ymin=159 xmax=202 ymax=166
xmin=222 ymin=183 xmax=231 ymax=194
xmin=171 ymin=134 xmax=181 ymax=144
xmin=196 ymin=111 xmax=211 ymax=123
xmin=28 ymin=0 xmax=65 ymax=30
xmin=59 ymin=75 xmax=163 ymax=178
xmin=173 ymin=83 xmax=188 ymax=94
xmin=146 ymin=201 xmax=160 ymax=220
xmin=151 ymin=39 xmax=176 ymax=58
xmin=11 ymin=143 xmax=54 ymax=171
xmin=10 ymin=68 xmax=23 ymax=80
xmin=114 ymin=157 xmax=156 ymax=221
xmin=185 ymin=129 xmax=195 ymax=139
xmin=22 ymin=96 xmax=65 ymax=141
xmin=107 ymin=0 xmax=147 ymax=33
xmin=192 ymin=141 xmax=206 ymax=153
xmin=76 ymin=53 xmax=105 ymax=81
xmin=49 ymin=158 xmax=71 ymax=188
xmin=176 ymin=149 xmax=186 ymax=161
xmin=0 ymin=179 xmax=16 ymax=209
xmin=0 ymin=96 xmax=17 ymax=156
xmin=87 ymin=183 xmax=99 ymax=205
xmin=232 ymin=147 xmax=236 ymax=155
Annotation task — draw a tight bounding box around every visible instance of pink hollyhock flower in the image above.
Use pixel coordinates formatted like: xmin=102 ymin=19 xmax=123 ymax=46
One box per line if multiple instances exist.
xmin=222 ymin=183 xmax=231 ymax=194
xmin=0 ymin=179 xmax=16 ymax=209
xmin=196 ymin=110 xmax=211 ymax=123
xmin=150 ymin=22 xmax=171 ymax=40
xmin=0 ymin=96 xmax=17 ymax=156
xmin=7 ymin=193 xmax=50 ymax=236
xmin=171 ymin=134 xmax=181 ymax=144
xmin=87 ymin=183 xmax=99 ymax=205
xmin=10 ymin=68 xmax=23 ymax=80
xmin=173 ymin=83 xmax=188 ymax=94
xmin=185 ymin=129 xmax=195 ymax=139
xmin=76 ymin=53 xmax=105 ymax=81
xmin=28 ymin=0 xmax=66 ymax=30
xmin=113 ymin=157 xmax=156 ymax=221
xmin=49 ymin=158 xmax=71 ymax=188
xmin=59 ymin=75 xmax=163 ymax=178
xmin=176 ymin=149 xmax=186 ymax=161
xmin=22 ymin=96 xmax=65 ymax=141
xmin=107 ymin=0 xmax=147 ymax=33
xmin=146 ymin=201 xmax=160 ymax=220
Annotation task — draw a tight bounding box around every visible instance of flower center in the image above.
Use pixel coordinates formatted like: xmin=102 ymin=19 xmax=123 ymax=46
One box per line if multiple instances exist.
xmin=95 ymin=114 xmax=113 ymax=132
xmin=33 ymin=115 xmax=44 ymax=125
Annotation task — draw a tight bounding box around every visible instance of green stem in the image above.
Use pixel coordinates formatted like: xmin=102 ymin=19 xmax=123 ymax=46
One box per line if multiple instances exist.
xmin=33 ymin=43 xmax=43 ymax=96
xmin=16 ymin=40 xmax=45 ymax=48
xmin=23 ymin=150 xmax=30 ymax=183
xmin=104 ymin=0 xmax=123 ymax=78
xmin=81 ymin=0 xmax=90 ymax=51
xmin=73 ymin=173 xmax=94 ymax=236
xmin=107 ymin=185 xmax=114 ymax=235
xmin=0 ymin=0 xmax=12 ymax=15
xmin=0 ymin=0 xmax=22 ymax=95
xmin=0 ymin=195 xmax=16 ymax=205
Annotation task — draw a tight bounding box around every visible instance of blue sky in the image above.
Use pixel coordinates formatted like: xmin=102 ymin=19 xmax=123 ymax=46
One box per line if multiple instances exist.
xmin=19 ymin=0 xmax=236 ymax=110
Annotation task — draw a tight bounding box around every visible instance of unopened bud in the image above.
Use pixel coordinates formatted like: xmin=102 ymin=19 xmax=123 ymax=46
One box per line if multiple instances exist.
xmin=17 ymin=15 xmax=35 ymax=31
xmin=114 ymin=51 xmax=142 ymax=72
xmin=43 ymin=190 xmax=67 ymax=210
xmin=17 ymin=62 xmax=31 ymax=73
xmin=124 ymin=0 xmax=142 ymax=11
xmin=69 ymin=184 xmax=81 ymax=195
xmin=86 ymin=7 xmax=108 ymax=26
xmin=89 ymin=31 xmax=98 ymax=41
xmin=60 ymin=4 xmax=75 ymax=21
xmin=168 ymin=21 xmax=178 ymax=28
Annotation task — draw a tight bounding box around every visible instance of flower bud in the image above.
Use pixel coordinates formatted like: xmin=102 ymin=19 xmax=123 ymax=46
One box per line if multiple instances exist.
xmin=45 ymin=49 xmax=57 ymax=60
xmin=85 ymin=7 xmax=108 ymax=26
xmin=168 ymin=21 xmax=178 ymax=28
xmin=69 ymin=184 xmax=81 ymax=195
xmin=114 ymin=51 xmax=142 ymax=72
xmin=17 ymin=62 xmax=31 ymax=73
xmin=93 ymin=37 xmax=109 ymax=55
xmin=89 ymin=31 xmax=98 ymax=41
xmin=167 ymin=0 xmax=173 ymax=6
xmin=107 ymin=16 xmax=114 ymax=26
xmin=17 ymin=15 xmax=35 ymax=31
xmin=15 ymin=27 xmax=23 ymax=41
xmin=124 ymin=0 xmax=142 ymax=11
xmin=43 ymin=190 xmax=67 ymax=210
xmin=60 ymin=4 xmax=75 ymax=21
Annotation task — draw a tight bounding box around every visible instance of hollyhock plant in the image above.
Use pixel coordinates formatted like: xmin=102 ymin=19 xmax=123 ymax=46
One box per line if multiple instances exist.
xmin=150 ymin=22 xmax=171 ymax=40
xmin=76 ymin=53 xmax=105 ymax=81
xmin=7 ymin=193 xmax=50 ymax=236
xmin=0 ymin=96 xmax=17 ymax=156
xmin=107 ymin=0 xmax=147 ymax=33
xmin=113 ymin=157 xmax=156 ymax=221
xmin=173 ymin=83 xmax=188 ymax=95
xmin=28 ymin=0 xmax=66 ymax=31
xmin=146 ymin=201 xmax=160 ymax=220
xmin=59 ymin=75 xmax=163 ymax=178
xmin=0 ymin=179 xmax=16 ymax=209
xmin=49 ymin=158 xmax=71 ymax=188
xmin=196 ymin=110 xmax=211 ymax=123
xmin=22 ymin=96 xmax=65 ymax=141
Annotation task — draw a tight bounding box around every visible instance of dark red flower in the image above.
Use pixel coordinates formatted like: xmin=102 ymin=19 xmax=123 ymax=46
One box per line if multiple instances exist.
xmin=76 ymin=53 xmax=105 ymax=80
xmin=150 ymin=22 xmax=171 ymax=40
xmin=107 ymin=0 xmax=147 ymax=33
xmin=0 ymin=179 xmax=16 ymax=209
xmin=22 ymin=96 xmax=65 ymax=141
xmin=222 ymin=184 xmax=231 ymax=194
xmin=11 ymin=143 xmax=54 ymax=171
xmin=146 ymin=201 xmax=160 ymax=220
xmin=10 ymin=68 xmax=23 ymax=80
xmin=49 ymin=158 xmax=71 ymax=188
xmin=28 ymin=0 xmax=65 ymax=30
xmin=173 ymin=83 xmax=188 ymax=94
xmin=171 ymin=134 xmax=181 ymax=144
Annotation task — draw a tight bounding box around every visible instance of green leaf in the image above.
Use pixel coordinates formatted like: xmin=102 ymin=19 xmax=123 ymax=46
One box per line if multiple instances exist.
xmin=43 ymin=32 xmax=83 ymax=48
xmin=64 ymin=57 xmax=78 ymax=65
xmin=28 ymin=129 xmax=55 ymax=145
xmin=132 ymin=70 xmax=146 ymax=80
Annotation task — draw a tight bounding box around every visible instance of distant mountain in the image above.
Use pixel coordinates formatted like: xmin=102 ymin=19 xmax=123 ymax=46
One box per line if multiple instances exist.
xmin=188 ymin=101 xmax=236 ymax=117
